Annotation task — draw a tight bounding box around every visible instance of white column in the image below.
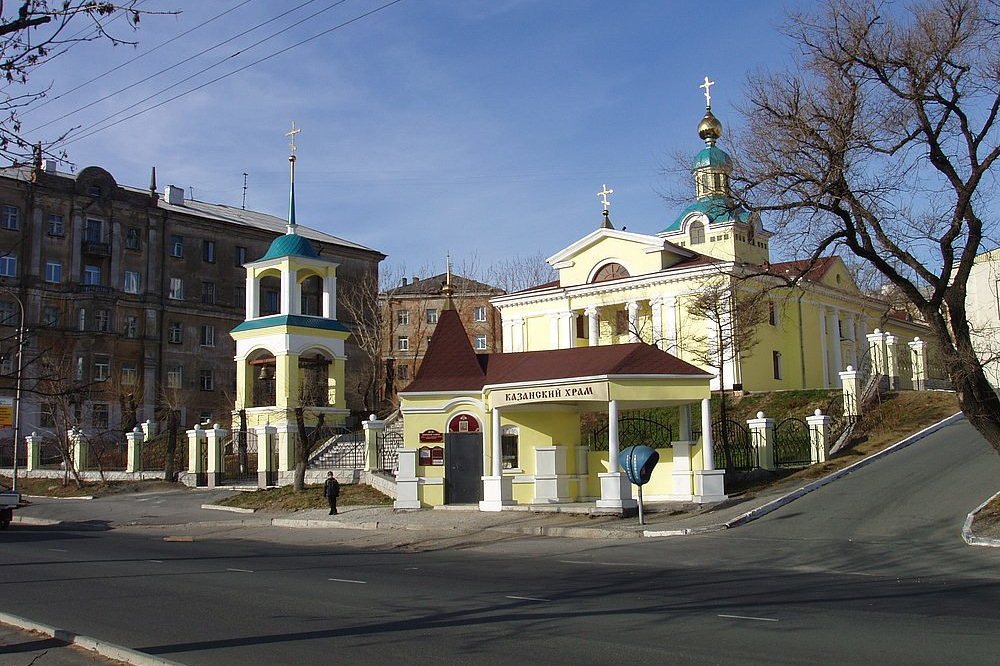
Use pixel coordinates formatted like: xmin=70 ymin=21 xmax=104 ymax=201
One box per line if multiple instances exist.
xmin=700 ymin=398 xmax=714 ymax=471
xmin=280 ymin=267 xmax=292 ymax=315
xmin=247 ymin=273 xmax=259 ymax=318
xmin=480 ymin=406 xmax=513 ymax=511
xmin=323 ymin=274 xmax=337 ymax=319
xmin=586 ymin=306 xmax=599 ymax=347
xmin=626 ymin=301 xmax=640 ymax=343
xmin=512 ymin=318 xmax=524 ymax=352
xmin=650 ymin=297 xmax=663 ymax=350
xmin=831 ymin=307 xmax=844 ymax=374
xmin=502 ymin=318 xmax=513 ymax=352
xmin=847 ymin=315 xmax=859 ymax=367
xmin=549 ymin=313 xmax=560 ymax=349
xmin=608 ymin=399 xmax=620 ymax=472
xmin=818 ymin=305 xmax=830 ymax=387
xmin=560 ymin=312 xmax=575 ymax=349
xmin=678 ymin=403 xmax=692 ymax=441
xmin=663 ymin=296 xmax=679 ymax=354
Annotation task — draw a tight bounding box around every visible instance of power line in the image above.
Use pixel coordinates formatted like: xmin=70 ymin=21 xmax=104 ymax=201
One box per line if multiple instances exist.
xmin=22 ymin=0 xmax=255 ymax=117
xmin=56 ymin=0 xmax=405 ymax=149
xmin=28 ymin=0 xmax=332 ymax=136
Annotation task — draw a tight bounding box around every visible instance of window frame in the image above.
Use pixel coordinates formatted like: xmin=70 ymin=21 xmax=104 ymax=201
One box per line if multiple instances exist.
xmin=125 ymin=227 xmax=141 ymax=250
xmin=168 ymin=277 xmax=184 ymax=300
xmin=93 ymin=355 xmax=111 ymax=382
xmin=199 ymin=368 xmax=215 ymax=392
xmin=47 ymin=213 xmax=64 ymax=236
xmin=83 ymin=264 xmax=101 ymax=286
xmin=169 ymin=234 xmax=184 ymax=258
xmin=200 ymin=324 xmax=215 ymax=347
xmin=474 ymin=334 xmax=487 ymax=350
xmin=45 ymin=259 xmax=62 ymax=283
xmin=124 ymin=270 xmax=141 ymax=294
xmin=168 ymin=321 xmax=183 ymax=344
xmin=166 ymin=365 xmax=183 ymax=389
xmin=426 ymin=308 xmax=438 ymax=324
xmin=473 ymin=306 xmax=487 ymax=322
xmin=0 ymin=205 xmax=18 ymax=230
xmin=0 ymin=255 xmax=17 ymax=277
xmin=202 ymin=239 xmax=216 ymax=264
xmin=397 ymin=336 xmax=409 ymax=351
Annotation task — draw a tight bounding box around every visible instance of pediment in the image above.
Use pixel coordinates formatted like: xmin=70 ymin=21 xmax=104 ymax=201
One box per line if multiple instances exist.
xmin=547 ymin=228 xmax=694 ymax=268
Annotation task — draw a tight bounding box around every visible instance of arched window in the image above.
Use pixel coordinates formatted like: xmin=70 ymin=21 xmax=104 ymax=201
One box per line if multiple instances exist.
xmin=300 ymin=275 xmax=323 ymax=316
xmin=592 ymin=262 xmax=630 ymax=283
xmin=689 ymin=221 xmax=705 ymax=245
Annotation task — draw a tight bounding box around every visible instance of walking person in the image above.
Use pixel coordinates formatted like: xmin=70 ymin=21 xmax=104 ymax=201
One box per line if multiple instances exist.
xmin=324 ymin=471 xmax=340 ymax=515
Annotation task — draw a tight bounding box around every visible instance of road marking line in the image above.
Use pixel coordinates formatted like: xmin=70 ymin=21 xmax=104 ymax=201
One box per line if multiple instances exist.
xmin=718 ymin=614 xmax=779 ymax=622
xmin=506 ymin=595 xmax=550 ymax=602
xmin=47 ymin=548 xmax=68 ymax=553
xmin=163 ymin=536 xmax=194 ymax=542
xmin=148 ymin=560 xmax=164 ymax=563
xmin=403 ymin=567 xmax=419 ymax=570
xmin=329 ymin=578 xmax=367 ymax=584
xmin=227 ymin=568 xmax=254 ymax=573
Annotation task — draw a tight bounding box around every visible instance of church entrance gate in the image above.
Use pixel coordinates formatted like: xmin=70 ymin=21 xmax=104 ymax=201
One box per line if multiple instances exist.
xmin=444 ymin=433 xmax=483 ymax=504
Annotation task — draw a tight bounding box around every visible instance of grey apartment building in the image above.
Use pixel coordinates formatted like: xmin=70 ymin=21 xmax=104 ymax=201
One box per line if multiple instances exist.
xmin=0 ymin=160 xmax=383 ymax=444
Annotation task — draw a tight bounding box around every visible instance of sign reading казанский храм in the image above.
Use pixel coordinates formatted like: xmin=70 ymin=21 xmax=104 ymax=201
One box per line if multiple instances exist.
xmin=489 ymin=381 xmax=609 ymax=408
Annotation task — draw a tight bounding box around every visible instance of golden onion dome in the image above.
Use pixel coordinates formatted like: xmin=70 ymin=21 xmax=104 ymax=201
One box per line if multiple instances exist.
xmin=697 ymin=109 xmax=723 ymax=142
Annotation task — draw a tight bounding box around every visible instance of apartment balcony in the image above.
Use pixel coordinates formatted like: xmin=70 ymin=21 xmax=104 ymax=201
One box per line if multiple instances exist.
xmin=77 ymin=284 xmax=115 ymax=296
xmin=82 ymin=239 xmax=112 ymax=256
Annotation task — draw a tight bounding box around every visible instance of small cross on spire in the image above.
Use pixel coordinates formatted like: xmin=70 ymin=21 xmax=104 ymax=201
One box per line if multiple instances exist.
xmin=700 ymin=76 xmax=715 ymax=109
xmin=597 ymin=184 xmax=614 ymax=212
xmin=286 ymin=121 xmax=301 ymax=159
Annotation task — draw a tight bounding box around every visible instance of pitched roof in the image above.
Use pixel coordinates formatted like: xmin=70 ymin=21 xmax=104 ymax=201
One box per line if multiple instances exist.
xmin=386 ymin=273 xmax=503 ymax=296
xmin=259 ymin=233 xmax=321 ymax=261
xmin=766 ymin=256 xmax=837 ymax=282
xmin=405 ymin=308 xmax=485 ymax=391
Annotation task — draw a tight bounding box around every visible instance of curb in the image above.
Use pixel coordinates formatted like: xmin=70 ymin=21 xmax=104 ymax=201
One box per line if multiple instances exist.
xmin=0 ymin=610 xmax=184 ymax=666
xmin=12 ymin=515 xmax=62 ymax=526
xmin=201 ymin=503 xmax=255 ymax=514
xmin=643 ymin=411 xmax=965 ymax=538
xmin=272 ymin=518 xmax=380 ymax=530
xmin=962 ymin=489 xmax=1000 ymax=547
xmin=25 ymin=495 xmax=94 ymax=500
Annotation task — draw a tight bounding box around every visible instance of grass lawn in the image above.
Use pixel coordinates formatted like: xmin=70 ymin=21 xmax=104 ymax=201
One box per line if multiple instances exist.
xmin=217 ymin=483 xmax=393 ymax=512
xmin=0 ymin=476 xmax=179 ymax=498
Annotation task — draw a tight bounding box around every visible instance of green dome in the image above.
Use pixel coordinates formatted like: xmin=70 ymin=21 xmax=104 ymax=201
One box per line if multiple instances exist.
xmin=259 ymin=233 xmax=319 ymax=261
xmin=661 ymin=195 xmax=749 ymax=234
xmin=692 ymin=145 xmax=732 ymax=171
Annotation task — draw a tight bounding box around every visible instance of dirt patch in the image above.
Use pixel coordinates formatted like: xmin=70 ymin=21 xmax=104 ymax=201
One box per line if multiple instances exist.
xmin=972 ymin=494 xmax=1000 ymax=540
xmin=217 ymin=483 xmax=393 ymax=511
xmin=0 ymin=476 xmax=180 ymax=498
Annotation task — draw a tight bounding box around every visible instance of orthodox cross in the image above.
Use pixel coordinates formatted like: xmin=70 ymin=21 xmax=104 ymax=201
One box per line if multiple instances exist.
xmin=597 ymin=184 xmax=614 ymax=212
xmin=286 ymin=121 xmax=301 ymax=157
xmin=700 ymin=76 xmax=715 ymax=108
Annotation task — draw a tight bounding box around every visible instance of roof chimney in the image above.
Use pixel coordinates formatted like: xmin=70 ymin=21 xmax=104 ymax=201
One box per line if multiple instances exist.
xmin=412 ymin=276 xmax=419 ymax=284
xmin=164 ymin=185 xmax=184 ymax=206
xmin=400 ymin=277 xmax=408 ymax=286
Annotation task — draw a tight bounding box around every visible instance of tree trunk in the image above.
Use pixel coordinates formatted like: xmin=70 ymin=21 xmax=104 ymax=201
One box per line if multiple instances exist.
xmin=164 ymin=410 xmax=177 ymax=482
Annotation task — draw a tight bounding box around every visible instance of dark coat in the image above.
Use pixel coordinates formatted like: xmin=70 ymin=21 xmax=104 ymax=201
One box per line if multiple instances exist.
xmin=324 ymin=477 xmax=340 ymax=498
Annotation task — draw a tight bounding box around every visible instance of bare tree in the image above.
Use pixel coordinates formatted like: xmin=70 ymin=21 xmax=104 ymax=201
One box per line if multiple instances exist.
xmin=0 ymin=1 xmax=167 ymax=163
xmin=486 ymin=253 xmax=556 ymax=294
xmin=734 ymin=0 xmax=1000 ymax=452
xmin=292 ymin=406 xmax=325 ymax=492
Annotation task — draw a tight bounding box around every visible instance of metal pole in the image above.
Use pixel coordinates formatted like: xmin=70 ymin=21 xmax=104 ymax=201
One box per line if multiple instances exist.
xmin=10 ymin=295 xmax=23 ymax=493
xmin=637 ymin=484 xmax=645 ymax=525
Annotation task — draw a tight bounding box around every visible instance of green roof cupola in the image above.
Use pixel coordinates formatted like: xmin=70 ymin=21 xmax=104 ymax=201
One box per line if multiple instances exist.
xmin=692 ymin=76 xmax=732 ymax=200
xmin=259 ymin=121 xmax=320 ymax=261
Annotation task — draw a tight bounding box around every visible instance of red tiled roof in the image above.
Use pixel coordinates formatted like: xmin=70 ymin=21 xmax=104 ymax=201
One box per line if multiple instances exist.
xmin=766 ymin=256 xmax=837 ymax=282
xmin=404 ymin=308 xmax=484 ymax=392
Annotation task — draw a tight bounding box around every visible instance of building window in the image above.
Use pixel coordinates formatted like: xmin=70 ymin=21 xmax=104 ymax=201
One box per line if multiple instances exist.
xmin=397 ymin=364 xmax=409 ymax=380
xmin=166 ymin=365 xmax=183 ymax=389
xmin=768 ymin=301 xmax=777 ymax=326
xmin=75 ymin=355 xmax=85 ymax=381
xmin=1 ymin=205 xmax=18 ymax=230
xmin=92 ymin=403 xmax=109 ymax=429
xmin=126 ymin=227 xmax=141 ymax=250
xmin=501 ymin=426 xmax=519 ymax=470
xmin=77 ymin=308 xmax=86 ymax=331
xmin=45 ymin=260 xmax=62 ymax=283
xmin=170 ymin=235 xmax=184 ymax=258
xmin=168 ymin=321 xmax=182 ymax=344
xmin=42 ymin=306 xmax=59 ymax=326
xmin=47 ymin=214 xmax=64 ymax=236
xmin=397 ymin=310 xmax=409 ymax=325
xmin=200 ymin=325 xmax=215 ymax=347
xmin=615 ymin=310 xmax=628 ymax=336
xmin=201 ymin=281 xmax=216 ymax=305
xmin=690 ymin=221 xmax=705 ymax=245
xmin=772 ymin=350 xmax=782 ymax=380
xmin=40 ymin=403 xmax=55 ymax=428
xmin=263 ymin=289 xmax=279 ymax=314
xmin=0 ymin=255 xmax=16 ymax=277
xmin=397 ymin=336 xmax=409 ymax=351
xmin=121 ymin=364 xmax=138 ymax=386
xmin=234 ymin=285 xmax=246 ymax=308
xmin=199 ymin=369 xmax=215 ymax=391
xmin=168 ymin=277 xmax=184 ymax=300
xmin=474 ymin=334 xmax=487 ymax=350
xmin=84 ymin=218 xmax=102 ymax=243
xmin=94 ymin=309 xmax=110 ymax=332
xmin=124 ymin=270 xmax=141 ymax=294
xmin=202 ymin=240 xmax=216 ymax=263
xmin=235 ymin=246 xmax=247 ymax=266
xmin=0 ymin=301 xmax=15 ymax=324
xmin=93 ymin=355 xmax=111 ymax=381
xmin=87 ymin=185 xmax=102 ymax=197
xmin=593 ymin=262 xmax=630 ymax=283
xmin=83 ymin=264 xmax=101 ymax=285
xmin=576 ymin=314 xmax=586 ymax=339
xmin=123 ymin=315 xmax=138 ymax=338
xmin=426 ymin=308 xmax=438 ymax=324
xmin=473 ymin=306 xmax=487 ymax=322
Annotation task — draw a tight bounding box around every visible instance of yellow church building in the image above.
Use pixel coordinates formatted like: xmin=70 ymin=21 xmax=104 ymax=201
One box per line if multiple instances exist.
xmin=491 ymin=93 xmax=927 ymax=392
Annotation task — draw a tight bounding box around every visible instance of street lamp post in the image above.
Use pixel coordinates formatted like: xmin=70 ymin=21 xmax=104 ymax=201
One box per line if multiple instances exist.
xmin=4 ymin=291 xmax=24 ymax=493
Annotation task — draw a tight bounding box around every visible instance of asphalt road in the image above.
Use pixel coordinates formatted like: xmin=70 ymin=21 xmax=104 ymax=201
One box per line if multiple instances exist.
xmin=1 ymin=418 xmax=998 ymax=665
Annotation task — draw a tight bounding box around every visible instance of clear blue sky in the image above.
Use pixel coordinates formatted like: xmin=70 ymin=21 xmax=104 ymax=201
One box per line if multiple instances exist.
xmin=18 ymin=0 xmax=794 ymax=275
